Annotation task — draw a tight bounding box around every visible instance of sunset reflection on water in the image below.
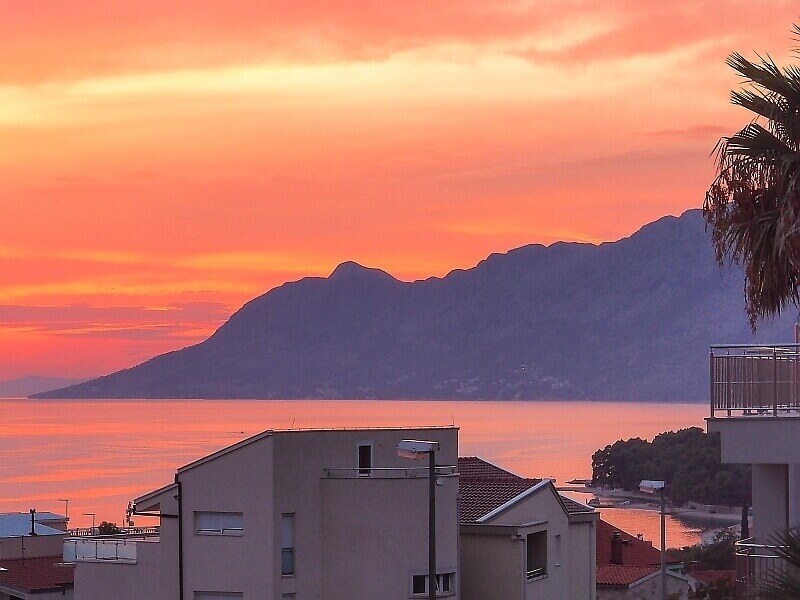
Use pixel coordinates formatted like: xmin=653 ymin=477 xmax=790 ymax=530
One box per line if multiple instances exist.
xmin=2 ymin=399 xmax=708 ymax=544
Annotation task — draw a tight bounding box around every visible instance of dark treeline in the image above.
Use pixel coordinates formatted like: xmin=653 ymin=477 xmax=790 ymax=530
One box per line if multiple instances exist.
xmin=591 ymin=428 xmax=750 ymax=506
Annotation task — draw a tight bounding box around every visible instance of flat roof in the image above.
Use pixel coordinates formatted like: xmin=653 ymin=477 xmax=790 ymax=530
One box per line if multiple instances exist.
xmin=0 ymin=514 xmax=66 ymax=538
xmin=177 ymin=426 xmax=457 ymax=474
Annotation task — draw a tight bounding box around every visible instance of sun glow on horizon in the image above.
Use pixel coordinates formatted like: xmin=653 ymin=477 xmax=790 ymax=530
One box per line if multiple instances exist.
xmin=0 ymin=1 xmax=797 ymax=378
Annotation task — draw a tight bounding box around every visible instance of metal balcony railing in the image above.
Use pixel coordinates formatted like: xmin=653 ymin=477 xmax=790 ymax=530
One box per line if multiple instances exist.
xmin=68 ymin=526 xmax=159 ymax=537
xmin=710 ymin=344 xmax=800 ymax=416
xmin=322 ymin=465 xmax=458 ymax=479
xmin=735 ymin=537 xmax=790 ymax=598
xmin=62 ymin=528 xmax=160 ymax=564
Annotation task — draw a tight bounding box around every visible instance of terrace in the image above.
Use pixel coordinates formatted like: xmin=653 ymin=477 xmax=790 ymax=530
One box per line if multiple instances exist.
xmin=62 ymin=527 xmax=160 ymax=565
xmin=710 ymin=343 xmax=800 ymax=417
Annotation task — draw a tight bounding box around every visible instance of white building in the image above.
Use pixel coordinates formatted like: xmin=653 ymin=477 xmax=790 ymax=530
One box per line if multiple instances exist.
xmin=0 ymin=512 xmax=73 ymax=600
xmin=458 ymin=457 xmax=598 ymax=600
xmin=66 ymin=427 xmax=597 ymax=599
xmin=707 ymin=342 xmax=800 ymax=595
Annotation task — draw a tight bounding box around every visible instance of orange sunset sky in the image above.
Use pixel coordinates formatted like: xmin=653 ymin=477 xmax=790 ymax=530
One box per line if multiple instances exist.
xmin=0 ymin=1 xmax=797 ymax=380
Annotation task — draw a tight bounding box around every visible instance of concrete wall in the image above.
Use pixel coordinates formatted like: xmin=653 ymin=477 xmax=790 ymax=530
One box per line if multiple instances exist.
xmin=73 ymin=527 xmax=177 ymax=600
xmin=460 ymin=532 xmax=522 ymax=600
xmin=751 ymin=464 xmax=789 ymax=540
xmin=568 ymin=520 xmax=596 ymax=600
xmin=0 ymin=536 xmax=64 ymax=560
xmin=321 ymin=476 xmax=459 ymax=598
xmin=708 ymin=418 xmax=800 ymax=464
xmin=597 ymin=574 xmax=688 ymax=600
xmin=493 ymin=487 xmax=595 ymax=600
xmin=178 ymin=434 xmax=275 ymax=599
xmin=271 ymin=427 xmax=459 ymax=600
xmin=459 ymin=485 xmax=596 ymax=600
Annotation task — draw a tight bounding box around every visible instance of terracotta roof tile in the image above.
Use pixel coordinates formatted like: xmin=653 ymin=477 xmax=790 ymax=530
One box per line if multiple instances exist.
xmin=596 ymin=519 xmax=665 ymax=567
xmin=560 ymin=495 xmax=594 ymax=514
xmin=691 ymin=569 xmax=736 ymax=586
xmin=459 ymin=476 xmax=543 ymax=523
xmin=596 ymin=564 xmax=659 ymax=587
xmin=0 ymin=556 xmax=74 ymax=593
xmin=457 ymin=457 xmax=517 ymax=479
xmin=457 ymin=457 xmax=543 ymax=523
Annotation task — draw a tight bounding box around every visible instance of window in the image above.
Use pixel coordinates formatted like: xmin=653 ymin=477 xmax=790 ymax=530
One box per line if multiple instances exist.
xmin=526 ymin=531 xmax=547 ymax=579
xmin=194 ymin=512 xmax=243 ymax=536
xmin=411 ymin=572 xmax=455 ymax=596
xmin=281 ymin=513 xmax=295 ymax=576
xmin=554 ymin=534 xmax=562 ymax=566
xmin=357 ymin=443 xmax=372 ymax=476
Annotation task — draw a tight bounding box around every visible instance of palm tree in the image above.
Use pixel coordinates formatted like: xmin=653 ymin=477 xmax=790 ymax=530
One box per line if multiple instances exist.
xmin=704 ymin=24 xmax=800 ymax=330
xmin=752 ymin=527 xmax=800 ymax=599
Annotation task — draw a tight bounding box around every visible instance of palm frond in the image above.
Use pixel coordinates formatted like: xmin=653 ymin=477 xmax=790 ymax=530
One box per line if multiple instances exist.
xmin=704 ymin=27 xmax=800 ymax=330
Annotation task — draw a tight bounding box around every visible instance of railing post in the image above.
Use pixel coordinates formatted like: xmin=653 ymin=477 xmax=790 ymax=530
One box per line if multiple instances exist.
xmin=710 ymin=349 xmax=715 ymax=417
xmin=774 ymin=347 xmax=779 ymax=416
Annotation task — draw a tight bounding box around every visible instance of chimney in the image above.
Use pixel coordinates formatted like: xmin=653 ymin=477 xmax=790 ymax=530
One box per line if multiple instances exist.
xmin=610 ymin=531 xmax=623 ymax=565
xmin=29 ymin=509 xmax=37 ymax=536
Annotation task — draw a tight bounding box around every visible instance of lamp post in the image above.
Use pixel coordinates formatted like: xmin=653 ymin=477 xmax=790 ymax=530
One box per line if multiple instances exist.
xmin=83 ymin=512 xmax=96 ymax=534
xmin=640 ymin=480 xmax=667 ymax=600
xmin=58 ymin=499 xmax=69 ymax=522
xmin=398 ymin=440 xmax=440 ymax=600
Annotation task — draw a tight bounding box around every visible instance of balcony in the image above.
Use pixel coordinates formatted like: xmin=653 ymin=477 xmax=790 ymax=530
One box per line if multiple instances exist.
xmin=322 ymin=465 xmax=458 ymax=479
xmin=710 ymin=344 xmax=800 ymax=417
xmin=735 ymin=537 xmax=790 ymax=598
xmin=63 ymin=528 xmax=160 ymax=565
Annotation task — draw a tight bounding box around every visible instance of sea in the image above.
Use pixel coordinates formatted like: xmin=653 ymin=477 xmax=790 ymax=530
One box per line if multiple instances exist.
xmin=1 ymin=398 xmax=719 ymax=548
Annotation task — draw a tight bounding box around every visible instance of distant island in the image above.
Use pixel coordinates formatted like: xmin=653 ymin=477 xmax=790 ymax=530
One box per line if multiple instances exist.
xmin=33 ymin=209 xmax=795 ymax=400
xmin=591 ymin=428 xmax=750 ymax=506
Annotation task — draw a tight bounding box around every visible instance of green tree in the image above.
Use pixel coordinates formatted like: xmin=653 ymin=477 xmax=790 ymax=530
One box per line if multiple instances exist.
xmin=704 ymin=24 xmax=800 ymax=330
xmin=591 ymin=428 xmax=750 ymax=506
xmin=97 ymin=521 xmax=121 ymax=535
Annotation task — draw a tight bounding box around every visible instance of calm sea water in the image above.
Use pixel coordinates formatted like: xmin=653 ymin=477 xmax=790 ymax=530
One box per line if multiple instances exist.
xmin=1 ymin=399 xmax=710 ymax=547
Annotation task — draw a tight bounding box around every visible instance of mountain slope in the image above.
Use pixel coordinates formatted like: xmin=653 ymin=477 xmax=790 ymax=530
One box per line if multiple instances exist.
xmin=2 ymin=376 xmax=88 ymax=398
xmin=33 ymin=210 xmax=797 ymax=401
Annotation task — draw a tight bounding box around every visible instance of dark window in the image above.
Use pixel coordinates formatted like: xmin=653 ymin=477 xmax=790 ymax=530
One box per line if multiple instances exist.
xmin=281 ymin=514 xmax=295 ymax=576
xmin=438 ymin=573 xmax=452 ymax=592
xmin=358 ymin=444 xmax=372 ymax=476
xmin=526 ymin=531 xmax=547 ymax=579
xmin=412 ymin=575 xmax=427 ymax=594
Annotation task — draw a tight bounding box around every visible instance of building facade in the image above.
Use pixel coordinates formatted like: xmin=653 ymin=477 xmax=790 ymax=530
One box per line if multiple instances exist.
xmin=69 ymin=427 xmax=460 ymax=600
xmin=706 ymin=342 xmax=800 ymax=594
xmin=458 ymin=457 xmax=598 ymax=600
xmin=67 ymin=427 xmax=600 ymax=599
xmin=0 ymin=512 xmax=73 ymax=600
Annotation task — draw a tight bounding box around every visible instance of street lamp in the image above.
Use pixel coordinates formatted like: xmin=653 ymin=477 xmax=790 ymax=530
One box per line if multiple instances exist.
xmin=83 ymin=512 xmax=96 ymax=533
xmin=640 ymin=480 xmax=667 ymax=600
xmin=58 ymin=499 xmax=69 ymax=522
xmin=398 ymin=440 xmax=440 ymax=600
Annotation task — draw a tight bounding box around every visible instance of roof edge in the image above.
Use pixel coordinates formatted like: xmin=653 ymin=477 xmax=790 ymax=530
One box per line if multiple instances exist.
xmin=476 ymin=479 xmax=552 ymax=523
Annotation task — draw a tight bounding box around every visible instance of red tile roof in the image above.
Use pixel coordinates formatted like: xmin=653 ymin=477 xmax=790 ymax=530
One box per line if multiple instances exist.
xmin=595 ymin=519 xmax=683 ymax=588
xmin=596 ymin=519 xmax=664 ymax=567
xmin=457 ymin=457 xmax=595 ymax=523
xmin=596 ymin=564 xmax=659 ymax=587
xmin=560 ymin=495 xmax=594 ymax=514
xmin=0 ymin=556 xmax=74 ymax=593
xmin=457 ymin=457 xmax=545 ymax=523
xmin=457 ymin=457 xmax=518 ymax=479
xmin=691 ymin=569 xmax=736 ymax=587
